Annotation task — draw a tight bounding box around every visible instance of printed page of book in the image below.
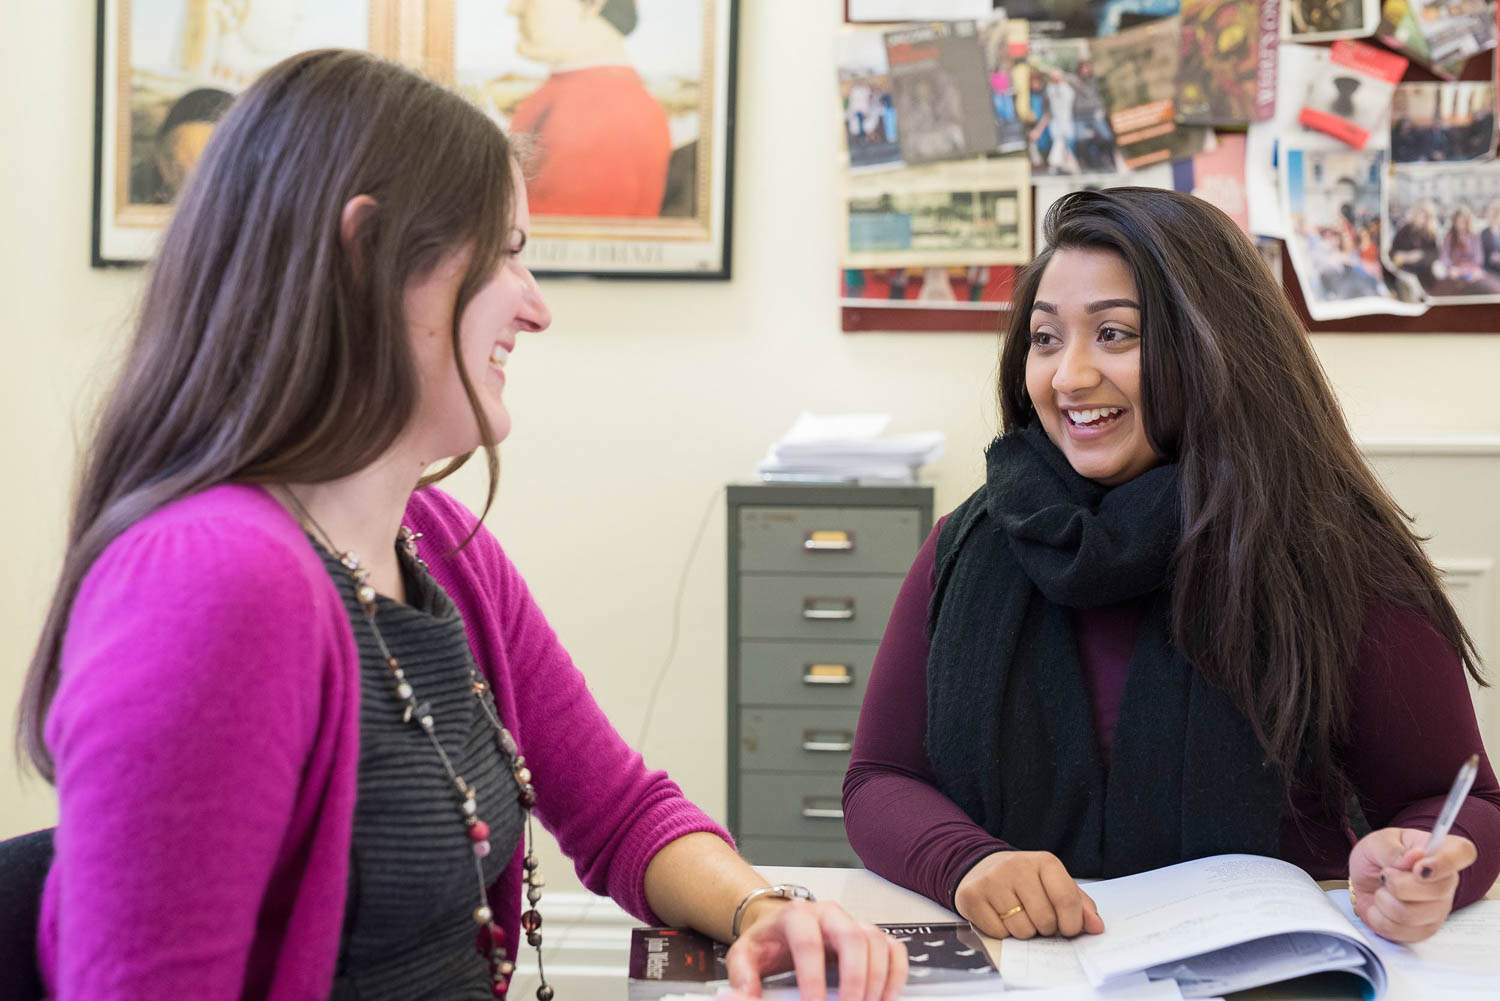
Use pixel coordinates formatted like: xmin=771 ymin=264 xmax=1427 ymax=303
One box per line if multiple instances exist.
xmin=1330 ymin=890 xmax=1500 ymax=1000
xmin=1071 ymin=855 xmax=1385 ymax=994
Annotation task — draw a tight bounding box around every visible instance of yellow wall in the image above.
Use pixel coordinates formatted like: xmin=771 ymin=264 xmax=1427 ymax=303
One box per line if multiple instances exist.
xmin=3 ymin=0 xmax=1500 ymax=896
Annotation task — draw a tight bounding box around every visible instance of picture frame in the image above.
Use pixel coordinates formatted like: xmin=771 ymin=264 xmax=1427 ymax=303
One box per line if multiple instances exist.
xmin=93 ymin=0 xmax=418 ymax=266
xmin=429 ymin=0 xmax=740 ymax=279
xmin=94 ymin=0 xmax=737 ymax=279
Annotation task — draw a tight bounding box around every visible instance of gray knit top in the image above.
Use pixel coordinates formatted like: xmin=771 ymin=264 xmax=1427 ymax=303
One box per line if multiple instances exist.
xmin=311 ymin=539 xmax=525 ymax=1001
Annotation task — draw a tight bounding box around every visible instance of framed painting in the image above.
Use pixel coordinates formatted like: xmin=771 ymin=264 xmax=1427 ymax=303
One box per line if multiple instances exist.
xmin=93 ymin=0 xmax=416 ymax=265
xmin=429 ymin=0 xmax=740 ymax=279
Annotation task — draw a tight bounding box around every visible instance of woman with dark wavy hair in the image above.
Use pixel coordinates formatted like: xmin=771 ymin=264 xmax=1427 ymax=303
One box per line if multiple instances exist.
xmin=844 ymin=187 xmax=1500 ymax=946
xmin=19 ymin=50 xmax=904 ymax=1001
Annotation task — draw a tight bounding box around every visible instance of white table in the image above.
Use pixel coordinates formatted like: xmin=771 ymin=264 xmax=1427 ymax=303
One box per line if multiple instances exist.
xmin=516 ymin=866 xmax=1494 ymax=999
xmin=758 ymin=866 xmax=1375 ymax=1001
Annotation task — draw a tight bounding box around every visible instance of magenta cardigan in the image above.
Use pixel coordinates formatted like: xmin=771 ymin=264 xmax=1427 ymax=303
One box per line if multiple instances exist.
xmin=39 ymin=484 xmax=730 ymax=1000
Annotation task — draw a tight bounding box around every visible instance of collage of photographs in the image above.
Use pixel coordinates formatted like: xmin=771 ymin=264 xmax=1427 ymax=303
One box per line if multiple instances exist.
xmin=838 ymin=0 xmax=1500 ymax=324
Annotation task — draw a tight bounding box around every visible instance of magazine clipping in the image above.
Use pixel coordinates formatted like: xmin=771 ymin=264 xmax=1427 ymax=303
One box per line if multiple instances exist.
xmin=1377 ymin=0 xmax=1472 ymax=77
xmin=1021 ymin=36 xmax=1125 ymax=175
xmin=1280 ymin=147 xmax=1428 ymax=319
xmin=979 ymin=11 xmax=1031 ymax=154
xmin=1297 ymin=40 xmax=1409 ymax=150
xmin=1092 ymin=17 xmax=1217 ymax=169
xmin=1179 ymin=0 xmax=1274 ymax=126
xmin=1173 ymin=133 xmax=1253 ymax=232
xmin=1404 ymin=0 xmax=1498 ymax=67
xmin=884 ymin=21 xmax=1002 ymax=165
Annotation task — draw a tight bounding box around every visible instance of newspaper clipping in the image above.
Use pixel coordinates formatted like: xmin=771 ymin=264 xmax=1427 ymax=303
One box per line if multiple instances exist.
xmin=1280 ymin=147 xmax=1427 ymax=318
xmin=844 ymin=158 xmax=1032 ymax=268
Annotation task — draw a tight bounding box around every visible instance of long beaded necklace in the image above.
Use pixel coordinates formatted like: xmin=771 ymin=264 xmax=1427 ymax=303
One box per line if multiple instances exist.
xmin=284 ymin=491 xmax=553 ymax=1000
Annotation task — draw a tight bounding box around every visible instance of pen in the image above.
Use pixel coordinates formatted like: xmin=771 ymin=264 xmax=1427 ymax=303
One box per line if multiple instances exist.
xmin=1421 ymin=753 xmax=1480 ymax=859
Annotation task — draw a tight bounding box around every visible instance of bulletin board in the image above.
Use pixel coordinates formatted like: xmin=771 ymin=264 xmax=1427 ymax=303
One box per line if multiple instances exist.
xmin=838 ymin=1 xmax=1500 ymax=334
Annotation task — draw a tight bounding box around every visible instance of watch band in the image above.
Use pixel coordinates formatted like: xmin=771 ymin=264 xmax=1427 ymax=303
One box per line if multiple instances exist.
xmin=730 ymin=883 xmax=817 ymax=940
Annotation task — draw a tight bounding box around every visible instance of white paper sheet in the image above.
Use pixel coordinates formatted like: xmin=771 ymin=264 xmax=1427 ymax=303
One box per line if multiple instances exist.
xmin=998 ymin=934 xmax=1090 ymax=990
xmin=1330 ymin=890 xmax=1500 ymax=1001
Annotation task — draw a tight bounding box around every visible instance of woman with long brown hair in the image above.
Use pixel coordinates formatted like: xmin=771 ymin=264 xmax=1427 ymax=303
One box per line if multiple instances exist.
xmin=19 ymin=50 xmax=905 ymax=1001
xmin=843 ymin=187 xmax=1500 ymax=945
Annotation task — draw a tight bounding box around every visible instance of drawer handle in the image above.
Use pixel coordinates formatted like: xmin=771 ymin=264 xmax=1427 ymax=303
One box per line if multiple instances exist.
xmin=801 ymin=799 xmax=845 ymax=820
xmin=802 ymin=597 xmax=855 ymax=621
xmin=804 ymin=530 xmax=855 ymax=553
xmin=803 ymin=663 xmax=854 ymax=686
xmin=801 ymin=730 xmax=853 ymax=753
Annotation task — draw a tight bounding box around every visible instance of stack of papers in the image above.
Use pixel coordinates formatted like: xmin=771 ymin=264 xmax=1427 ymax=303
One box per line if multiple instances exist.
xmin=757 ymin=413 xmax=945 ymax=485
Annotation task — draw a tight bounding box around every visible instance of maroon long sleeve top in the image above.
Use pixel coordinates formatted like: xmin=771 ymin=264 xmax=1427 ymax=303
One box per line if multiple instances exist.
xmin=843 ymin=519 xmax=1500 ymax=911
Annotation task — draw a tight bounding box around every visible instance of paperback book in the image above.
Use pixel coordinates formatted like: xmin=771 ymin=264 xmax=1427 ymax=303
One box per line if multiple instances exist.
xmin=627 ymin=921 xmax=997 ymax=999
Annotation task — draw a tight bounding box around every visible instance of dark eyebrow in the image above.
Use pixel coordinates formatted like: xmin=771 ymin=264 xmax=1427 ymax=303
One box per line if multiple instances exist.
xmin=1031 ymin=298 xmax=1139 ymax=315
xmin=1086 ymin=298 xmax=1140 ymax=313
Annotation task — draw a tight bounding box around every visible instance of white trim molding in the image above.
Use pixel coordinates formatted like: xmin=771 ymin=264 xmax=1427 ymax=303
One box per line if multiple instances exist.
xmin=1358 ymin=436 xmax=1500 ymax=457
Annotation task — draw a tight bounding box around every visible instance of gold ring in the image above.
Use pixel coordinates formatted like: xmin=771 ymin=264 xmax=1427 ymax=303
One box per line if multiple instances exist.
xmin=1000 ymin=904 xmax=1025 ymax=920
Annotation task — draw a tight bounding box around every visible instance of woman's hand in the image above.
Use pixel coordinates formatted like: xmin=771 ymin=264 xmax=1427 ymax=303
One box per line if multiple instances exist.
xmin=954 ymin=850 xmax=1105 ymax=940
xmin=723 ymin=898 xmax=907 ymax=1001
xmin=1348 ymin=827 xmax=1477 ymax=943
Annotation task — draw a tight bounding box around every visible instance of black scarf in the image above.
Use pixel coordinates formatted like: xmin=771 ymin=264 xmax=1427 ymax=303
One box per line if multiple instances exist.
xmin=925 ymin=425 xmax=1283 ymax=878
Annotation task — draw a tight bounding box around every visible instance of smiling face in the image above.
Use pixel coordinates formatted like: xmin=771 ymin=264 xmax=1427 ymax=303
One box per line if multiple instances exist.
xmin=1024 ymin=246 xmax=1159 ymax=486
xmin=402 ymin=163 xmax=552 ymax=462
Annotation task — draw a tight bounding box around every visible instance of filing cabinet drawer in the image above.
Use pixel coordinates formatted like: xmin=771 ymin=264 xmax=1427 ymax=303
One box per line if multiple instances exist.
xmin=739 ymin=575 xmax=903 ymax=642
xmin=740 ymin=707 xmax=861 ymax=772
xmin=738 ymin=836 xmax=860 ymax=868
xmin=739 ymin=772 xmax=851 ymax=840
xmin=738 ymin=641 xmax=876 ymax=708
xmin=738 ymin=507 xmax=924 ymax=575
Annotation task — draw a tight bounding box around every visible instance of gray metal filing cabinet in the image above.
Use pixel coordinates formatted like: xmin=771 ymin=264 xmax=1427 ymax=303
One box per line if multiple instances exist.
xmin=727 ymin=484 xmax=934 ymax=867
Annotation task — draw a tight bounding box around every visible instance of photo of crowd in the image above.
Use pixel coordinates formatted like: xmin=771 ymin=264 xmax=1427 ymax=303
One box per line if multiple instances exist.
xmin=1388 ymin=164 xmax=1500 ymax=300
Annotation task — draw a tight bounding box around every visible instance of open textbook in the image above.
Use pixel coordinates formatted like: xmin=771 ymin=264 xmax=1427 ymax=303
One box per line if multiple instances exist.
xmin=1003 ymin=854 xmax=1500 ymax=999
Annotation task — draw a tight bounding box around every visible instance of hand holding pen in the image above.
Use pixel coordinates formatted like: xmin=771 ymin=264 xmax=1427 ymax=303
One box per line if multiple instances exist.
xmin=1347 ymin=754 xmax=1481 ymax=944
